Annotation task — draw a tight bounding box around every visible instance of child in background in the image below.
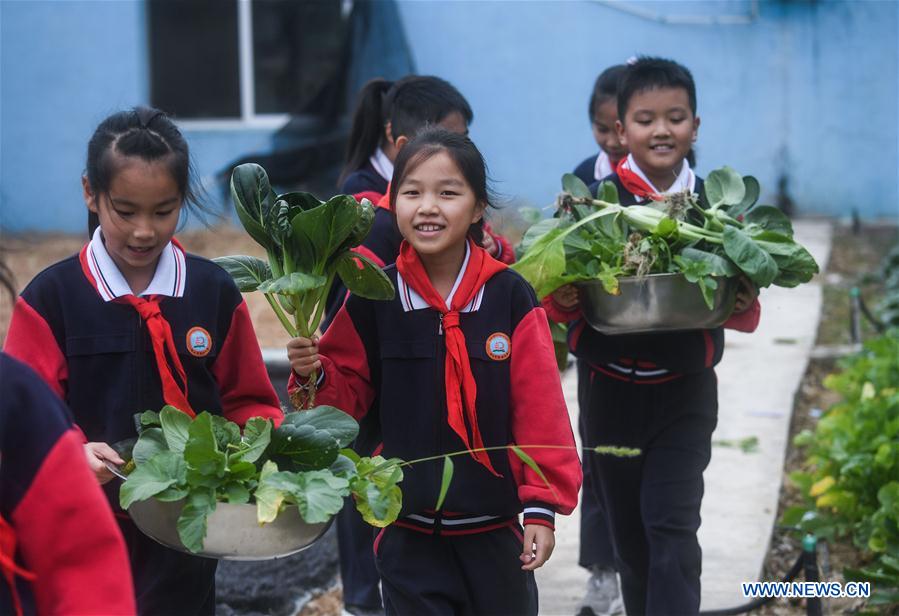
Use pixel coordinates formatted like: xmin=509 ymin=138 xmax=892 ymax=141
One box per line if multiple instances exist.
xmin=551 ymin=58 xmax=760 ymax=615
xmin=572 ymin=65 xmax=628 ymax=188
xmin=571 ymin=63 xmax=628 ymax=616
xmin=289 ymin=128 xmax=581 ymax=615
xmin=4 ymin=107 xmax=283 ymax=614
xmin=0 ymin=263 xmax=135 ymax=616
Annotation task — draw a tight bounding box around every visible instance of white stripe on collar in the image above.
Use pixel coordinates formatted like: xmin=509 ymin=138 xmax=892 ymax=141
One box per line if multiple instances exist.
xmin=369 ymin=147 xmax=394 ymax=183
xmin=624 ymin=153 xmax=696 ymax=202
xmin=87 ymin=227 xmax=186 ymax=302
xmin=593 ymin=150 xmax=615 ymax=182
xmin=396 ymin=242 xmax=485 ymax=313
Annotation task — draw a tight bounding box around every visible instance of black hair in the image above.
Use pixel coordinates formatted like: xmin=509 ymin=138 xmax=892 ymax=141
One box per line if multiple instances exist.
xmin=389 ymin=127 xmax=492 ymax=246
xmin=339 ymin=75 xmax=473 ymax=187
xmin=85 ymin=106 xmax=206 ymax=237
xmin=617 ymin=57 xmax=697 ymax=122
xmin=589 ymin=64 xmax=627 ymax=121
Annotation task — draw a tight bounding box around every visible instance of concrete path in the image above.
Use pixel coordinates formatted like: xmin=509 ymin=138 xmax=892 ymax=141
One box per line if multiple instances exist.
xmin=536 ymin=219 xmax=833 ymax=614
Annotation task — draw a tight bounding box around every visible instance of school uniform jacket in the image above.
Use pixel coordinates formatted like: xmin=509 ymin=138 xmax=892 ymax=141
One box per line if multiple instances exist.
xmin=3 ymin=232 xmax=283 ymax=449
xmin=292 ymin=255 xmax=581 ymax=532
xmin=1 ymin=353 xmax=135 ymax=616
xmin=554 ymin=172 xmax=761 ymax=384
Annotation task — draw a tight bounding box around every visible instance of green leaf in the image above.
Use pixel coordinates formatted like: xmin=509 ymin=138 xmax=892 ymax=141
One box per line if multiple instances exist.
xmin=517 ymin=217 xmax=561 ymax=257
xmin=223 ymin=482 xmax=251 ymax=504
xmin=334 ymin=197 xmax=376 ymax=256
xmin=744 ymin=205 xmax=794 ymax=237
xmin=562 ymin=173 xmax=593 ymax=199
xmin=705 ymin=166 xmax=745 ymax=208
xmin=138 ymin=410 xmax=161 ymax=429
xmin=132 ymin=427 xmax=168 ymax=465
xmin=729 ymin=176 xmax=760 ymax=217
xmin=597 ymin=180 xmax=620 ymax=204
xmin=255 ymin=460 xmax=286 ymax=524
xmin=120 ymin=451 xmax=186 ymax=508
xmin=652 ymin=216 xmax=679 ymax=240
xmin=212 ymin=255 xmax=273 ymax=292
xmin=290 ymin=194 xmax=359 ymax=272
xmin=680 ymin=247 xmax=739 ymax=277
xmin=270 ymin=407 xmax=360 ymax=470
xmin=335 ymin=252 xmax=395 ymax=301
xmin=159 ymin=406 xmax=192 ymax=454
xmin=511 ymin=445 xmax=556 ymax=499
xmin=233 ymin=417 xmax=272 ymax=464
xmin=435 ymin=455 xmax=454 ymax=511
xmin=351 ymin=456 xmax=404 ymax=527
xmin=184 ymin=413 xmax=227 ymax=477
xmin=231 ymin=163 xmax=276 ymax=251
xmin=209 ymin=415 xmax=242 ymax=451
xmin=257 ymin=272 xmax=328 ymax=296
xmin=177 ymin=488 xmax=216 ymax=553
xmin=722 ymin=226 xmax=779 ymax=287
xmin=780 ymin=505 xmax=809 ymax=526
xmin=264 ymin=470 xmax=349 ymax=524
xmin=226 ymin=460 xmax=257 ymax=482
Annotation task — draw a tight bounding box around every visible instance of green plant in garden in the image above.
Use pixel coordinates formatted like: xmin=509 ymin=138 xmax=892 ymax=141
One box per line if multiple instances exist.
xmin=785 ymin=330 xmax=899 ymax=606
xmin=213 ymin=163 xmax=395 ymax=404
xmin=877 ymin=243 xmax=899 ymax=328
xmin=120 ymin=406 xmax=403 ymax=552
xmin=512 ymin=167 xmax=819 ymax=308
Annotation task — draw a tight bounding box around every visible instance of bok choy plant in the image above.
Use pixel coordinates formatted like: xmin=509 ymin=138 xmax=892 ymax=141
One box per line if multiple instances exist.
xmin=213 ymin=163 xmax=395 ymax=405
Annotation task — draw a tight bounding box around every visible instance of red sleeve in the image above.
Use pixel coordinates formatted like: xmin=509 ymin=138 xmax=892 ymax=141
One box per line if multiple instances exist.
xmin=491 ymin=233 xmax=516 ymax=265
xmin=288 ymin=306 xmax=376 ymax=421
xmin=211 ymin=300 xmax=284 ymax=427
xmin=541 ymin=295 xmax=580 ymax=324
xmin=3 ymin=297 xmax=67 ymax=399
xmin=508 ymin=307 xmax=582 ymax=522
xmin=12 ymin=429 xmax=136 ymax=615
xmin=723 ymin=297 xmax=761 ymax=333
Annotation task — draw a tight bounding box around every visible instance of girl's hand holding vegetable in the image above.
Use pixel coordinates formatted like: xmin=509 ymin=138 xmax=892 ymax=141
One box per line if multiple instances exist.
xmin=287 ymin=335 xmax=321 ymax=378
xmin=520 ymin=524 xmax=555 ymax=571
xmin=84 ymin=442 xmax=124 ymax=485
xmin=733 ymin=275 xmax=759 ymax=314
xmin=552 ymin=284 xmax=579 ymax=309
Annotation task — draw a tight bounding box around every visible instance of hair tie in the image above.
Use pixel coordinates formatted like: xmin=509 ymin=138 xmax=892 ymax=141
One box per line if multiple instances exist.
xmin=136 ymin=107 xmax=165 ymax=129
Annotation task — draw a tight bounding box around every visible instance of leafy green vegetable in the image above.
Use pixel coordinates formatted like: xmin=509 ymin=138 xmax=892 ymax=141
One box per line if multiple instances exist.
xmin=120 ymin=408 xmax=402 ymax=553
xmin=512 ymin=166 xmax=819 ymax=305
xmin=213 ymin=163 xmax=395 ymax=407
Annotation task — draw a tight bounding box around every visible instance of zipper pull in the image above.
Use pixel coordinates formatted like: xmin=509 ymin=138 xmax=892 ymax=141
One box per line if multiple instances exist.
xmin=438 ymin=313 xmax=444 ymax=335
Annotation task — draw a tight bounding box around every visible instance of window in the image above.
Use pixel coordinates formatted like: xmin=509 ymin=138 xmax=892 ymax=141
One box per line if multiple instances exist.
xmin=148 ymin=0 xmax=351 ymax=126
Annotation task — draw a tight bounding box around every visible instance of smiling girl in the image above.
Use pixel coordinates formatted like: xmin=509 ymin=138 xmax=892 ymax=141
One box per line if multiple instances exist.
xmin=4 ymin=107 xmax=283 ymax=614
xmin=287 ymin=128 xmax=581 ymax=615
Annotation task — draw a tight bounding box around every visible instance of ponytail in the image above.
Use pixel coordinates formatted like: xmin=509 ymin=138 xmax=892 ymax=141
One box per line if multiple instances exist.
xmin=339 ymin=78 xmax=393 ymax=187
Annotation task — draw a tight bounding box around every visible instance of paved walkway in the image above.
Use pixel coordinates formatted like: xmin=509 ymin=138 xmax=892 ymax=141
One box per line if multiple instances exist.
xmin=536 ymin=219 xmax=833 ymax=614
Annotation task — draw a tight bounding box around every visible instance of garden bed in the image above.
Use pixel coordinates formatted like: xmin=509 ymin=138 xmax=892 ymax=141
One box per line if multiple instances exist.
xmin=759 ymin=222 xmax=898 ymax=615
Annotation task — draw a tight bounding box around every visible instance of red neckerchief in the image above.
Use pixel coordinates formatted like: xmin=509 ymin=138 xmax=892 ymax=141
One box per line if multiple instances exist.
xmin=395 ymin=240 xmax=506 ymax=476
xmin=117 ymin=294 xmax=195 ymax=417
xmin=0 ymin=514 xmax=36 ymax=616
xmin=78 ymin=241 xmax=196 ymax=418
xmin=615 ymin=157 xmax=664 ymax=202
xmin=376 ymin=184 xmax=392 ymax=211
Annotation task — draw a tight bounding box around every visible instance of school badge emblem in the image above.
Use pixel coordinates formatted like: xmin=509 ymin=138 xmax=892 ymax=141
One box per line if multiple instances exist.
xmin=186 ymin=326 xmax=212 ymax=357
xmin=485 ymin=332 xmax=511 ymax=361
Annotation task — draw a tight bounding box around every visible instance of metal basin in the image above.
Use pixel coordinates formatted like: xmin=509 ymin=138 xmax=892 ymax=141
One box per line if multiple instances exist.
xmin=576 ymin=273 xmax=738 ymax=334
xmin=128 ymin=497 xmax=332 ymax=561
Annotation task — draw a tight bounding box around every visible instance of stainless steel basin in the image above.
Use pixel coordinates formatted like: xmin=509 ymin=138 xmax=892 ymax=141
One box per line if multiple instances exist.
xmin=576 ymin=273 xmax=738 ymax=334
xmin=128 ymin=497 xmax=332 ymax=561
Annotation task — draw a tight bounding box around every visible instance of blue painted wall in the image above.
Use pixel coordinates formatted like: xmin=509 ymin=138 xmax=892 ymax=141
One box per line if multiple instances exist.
xmin=1 ymin=0 xmax=897 ymax=232
xmin=396 ymin=0 xmax=898 ymax=218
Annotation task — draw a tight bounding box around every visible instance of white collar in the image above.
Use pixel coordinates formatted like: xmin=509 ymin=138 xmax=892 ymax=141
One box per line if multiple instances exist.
xmin=369 ymin=147 xmax=394 ymax=183
xmin=85 ymin=227 xmax=186 ymax=301
xmin=593 ymin=151 xmax=615 ymax=182
xmin=625 ymin=153 xmax=696 ymax=202
xmin=396 ymin=242 xmax=485 ymax=313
